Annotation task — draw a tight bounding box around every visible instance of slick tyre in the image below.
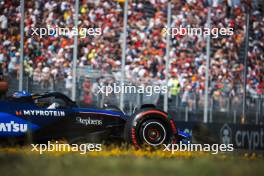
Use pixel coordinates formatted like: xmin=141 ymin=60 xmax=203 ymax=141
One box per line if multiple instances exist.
xmin=124 ymin=108 xmax=177 ymax=148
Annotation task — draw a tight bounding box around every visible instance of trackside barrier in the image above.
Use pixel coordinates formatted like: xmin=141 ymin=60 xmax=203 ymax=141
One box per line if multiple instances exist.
xmin=175 ymin=121 xmax=264 ymax=151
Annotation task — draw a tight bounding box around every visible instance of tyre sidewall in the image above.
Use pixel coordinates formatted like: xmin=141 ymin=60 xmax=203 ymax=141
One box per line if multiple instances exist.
xmin=124 ymin=108 xmax=177 ymax=148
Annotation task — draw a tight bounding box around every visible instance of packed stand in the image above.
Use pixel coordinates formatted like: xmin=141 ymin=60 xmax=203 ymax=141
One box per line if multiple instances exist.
xmin=0 ymin=0 xmax=263 ymax=110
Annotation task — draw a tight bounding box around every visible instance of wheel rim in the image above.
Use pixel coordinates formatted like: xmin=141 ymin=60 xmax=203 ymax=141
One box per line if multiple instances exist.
xmin=142 ymin=121 xmax=166 ymax=146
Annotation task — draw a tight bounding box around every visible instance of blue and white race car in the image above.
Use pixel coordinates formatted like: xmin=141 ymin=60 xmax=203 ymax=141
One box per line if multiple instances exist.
xmin=0 ymin=91 xmax=188 ymax=147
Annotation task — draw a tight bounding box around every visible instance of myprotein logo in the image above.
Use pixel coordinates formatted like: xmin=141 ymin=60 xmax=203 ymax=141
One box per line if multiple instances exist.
xmin=16 ymin=110 xmax=65 ymax=117
xmin=0 ymin=121 xmax=27 ymax=132
xmin=76 ymin=117 xmax=102 ymax=126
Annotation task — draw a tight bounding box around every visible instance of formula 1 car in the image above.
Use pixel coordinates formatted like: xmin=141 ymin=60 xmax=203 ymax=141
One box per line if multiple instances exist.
xmin=0 ymin=91 xmax=188 ymax=147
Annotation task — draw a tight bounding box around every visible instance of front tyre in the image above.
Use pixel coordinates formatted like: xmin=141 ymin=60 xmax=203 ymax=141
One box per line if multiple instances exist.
xmin=124 ymin=108 xmax=177 ymax=148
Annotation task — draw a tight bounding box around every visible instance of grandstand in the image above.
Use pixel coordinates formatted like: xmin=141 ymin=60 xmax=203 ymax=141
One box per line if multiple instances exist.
xmin=0 ymin=0 xmax=263 ymax=124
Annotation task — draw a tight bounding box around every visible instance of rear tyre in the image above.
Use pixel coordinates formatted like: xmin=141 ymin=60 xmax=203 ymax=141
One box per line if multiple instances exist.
xmin=140 ymin=119 xmax=167 ymax=146
xmin=124 ymin=108 xmax=177 ymax=148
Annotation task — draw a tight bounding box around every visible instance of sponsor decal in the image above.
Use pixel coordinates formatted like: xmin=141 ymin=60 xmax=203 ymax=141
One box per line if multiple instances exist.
xmin=235 ymin=127 xmax=264 ymax=150
xmin=76 ymin=117 xmax=102 ymax=126
xmin=219 ymin=123 xmax=264 ymax=150
xmin=16 ymin=110 xmax=65 ymax=117
xmin=183 ymin=128 xmax=192 ymax=136
xmin=0 ymin=121 xmax=27 ymax=132
xmin=220 ymin=123 xmax=232 ymax=145
xmin=0 ymin=112 xmax=39 ymax=136
xmin=175 ymin=121 xmax=264 ymax=150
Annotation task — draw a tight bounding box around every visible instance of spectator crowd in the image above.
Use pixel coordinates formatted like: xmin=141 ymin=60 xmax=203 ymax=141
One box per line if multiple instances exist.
xmin=0 ymin=0 xmax=263 ymax=109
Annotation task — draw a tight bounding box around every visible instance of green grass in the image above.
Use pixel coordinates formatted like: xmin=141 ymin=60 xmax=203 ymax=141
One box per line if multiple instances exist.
xmin=0 ymin=153 xmax=264 ymax=176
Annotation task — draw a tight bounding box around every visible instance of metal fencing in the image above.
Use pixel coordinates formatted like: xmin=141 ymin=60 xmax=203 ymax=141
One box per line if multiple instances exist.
xmin=5 ymin=69 xmax=264 ymax=125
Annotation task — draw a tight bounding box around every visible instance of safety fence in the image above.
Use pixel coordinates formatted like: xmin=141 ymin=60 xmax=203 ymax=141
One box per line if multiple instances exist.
xmin=5 ymin=70 xmax=264 ymax=125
